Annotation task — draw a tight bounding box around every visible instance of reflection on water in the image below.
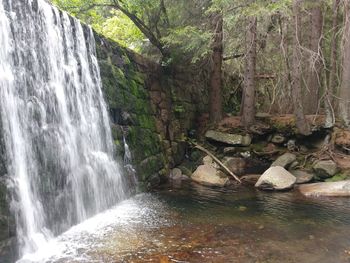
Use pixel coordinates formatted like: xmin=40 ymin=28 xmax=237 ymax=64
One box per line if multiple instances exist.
xmin=21 ymin=182 xmax=350 ymax=263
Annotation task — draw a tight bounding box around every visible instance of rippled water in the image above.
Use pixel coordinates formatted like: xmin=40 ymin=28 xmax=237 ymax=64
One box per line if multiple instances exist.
xmin=20 ymin=182 xmax=350 ymax=263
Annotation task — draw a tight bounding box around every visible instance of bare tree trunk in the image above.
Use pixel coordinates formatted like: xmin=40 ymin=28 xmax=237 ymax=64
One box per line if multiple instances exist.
xmin=339 ymin=0 xmax=350 ymax=126
xmin=291 ymin=0 xmax=311 ymax=135
xmin=241 ymin=17 xmax=257 ymax=128
xmin=209 ymin=13 xmax=223 ymax=124
xmin=305 ymin=3 xmax=323 ymax=114
xmin=325 ymin=0 xmax=340 ymax=127
xmin=329 ymin=0 xmax=340 ymax=108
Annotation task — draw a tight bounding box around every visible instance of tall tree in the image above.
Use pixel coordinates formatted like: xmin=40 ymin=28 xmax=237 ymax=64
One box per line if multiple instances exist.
xmin=305 ymin=2 xmax=323 ymax=114
xmin=339 ymin=0 xmax=350 ymax=126
xmin=325 ymin=0 xmax=340 ymax=127
xmin=291 ymin=0 xmax=311 ymax=135
xmin=329 ymin=0 xmax=340 ymax=107
xmin=241 ymin=17 xmax=257 ymax=127
xmin=209 ymin=12 xmax=224 ymax=124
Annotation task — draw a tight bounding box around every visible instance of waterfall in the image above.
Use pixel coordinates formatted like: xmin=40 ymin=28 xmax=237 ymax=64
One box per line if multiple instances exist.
xmin=0 ymin=0 xmax=127 ymax=257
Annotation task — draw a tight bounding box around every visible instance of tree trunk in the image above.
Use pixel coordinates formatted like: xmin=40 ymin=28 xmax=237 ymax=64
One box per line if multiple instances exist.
xmin=305 ymin=3 xmax=323 ymax=114
xmin=339 ymin=0 xmax=350 ymax=126
xmin=241 ymin=17 xmax=257 ymax=128
xmin=209 ymin=13 xmax=224 ymax=124
xmin=329 ymin=0 xmax=340 ymax=108
xmin=291 ymin=0 xmax=311 ymax=135
xmin=325 ymin=0 xmax=340 ymax=127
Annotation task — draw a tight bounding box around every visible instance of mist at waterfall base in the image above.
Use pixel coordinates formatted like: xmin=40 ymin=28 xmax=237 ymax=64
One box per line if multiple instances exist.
xmin=0 ymin=0 xmax=132 ymax=259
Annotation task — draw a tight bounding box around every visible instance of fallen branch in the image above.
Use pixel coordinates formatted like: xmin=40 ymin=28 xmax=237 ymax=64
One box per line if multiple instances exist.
xmin=193 ymin=143 xmax=242 ymax=184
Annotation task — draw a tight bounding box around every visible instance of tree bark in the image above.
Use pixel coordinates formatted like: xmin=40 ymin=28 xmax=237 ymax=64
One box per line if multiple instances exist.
xmin=339 ymin=0 xmax=350 ymax=126
xmin=329 ymin=0 xmax=340 ymax=107
xmin=305 ymin=3 xmax=323 ymax=114
xmin=241 ymin=17 xmax=257 ymax=128
xmin=209 ymin=13 xmax=224 ymax=124
xmin=291 ymin=0 xmax=311 ymax=135
xmin=325 ymin=0 xmax=340 ymax=127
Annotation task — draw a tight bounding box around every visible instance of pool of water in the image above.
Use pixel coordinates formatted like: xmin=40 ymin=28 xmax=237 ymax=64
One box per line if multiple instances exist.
xmin=19 ymin=182 xmax=350 ymax=263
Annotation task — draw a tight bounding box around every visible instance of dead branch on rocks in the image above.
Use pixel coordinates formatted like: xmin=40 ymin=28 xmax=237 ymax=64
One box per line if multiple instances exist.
xmin=192 ymin=143 xmax=242 ymax=184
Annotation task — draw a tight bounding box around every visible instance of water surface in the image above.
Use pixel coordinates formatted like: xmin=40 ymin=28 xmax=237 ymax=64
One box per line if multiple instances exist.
xmin=20 ymin=182 xmax=350 ymax=263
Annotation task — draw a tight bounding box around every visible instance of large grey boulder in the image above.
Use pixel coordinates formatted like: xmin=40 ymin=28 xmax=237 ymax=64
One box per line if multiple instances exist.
xmin=191 ymin=165 xmax=229 ymax=187
xmin=271 ymin=153 xmax=296 ymax=168
xmin=290 ymin=170 xmax=314 ymax=184
xmin=205 ymin=130 xmax=252 ymax=146
xmin=255 ymin=166 xmax=296 ymax=190
xmin=298 ymin=181 xmax=350 ymax=197
xmin=313 ymin=160 xmax=339 ymax=179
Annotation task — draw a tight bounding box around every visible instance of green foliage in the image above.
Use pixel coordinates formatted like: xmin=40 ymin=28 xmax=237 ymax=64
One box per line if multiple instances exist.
xmin=162 ymin=26 xmax=212 ymax=63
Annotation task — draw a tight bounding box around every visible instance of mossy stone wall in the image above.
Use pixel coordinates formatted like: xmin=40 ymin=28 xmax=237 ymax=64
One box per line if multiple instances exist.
xmin=94 ymin=34 xmax=209 ymax=188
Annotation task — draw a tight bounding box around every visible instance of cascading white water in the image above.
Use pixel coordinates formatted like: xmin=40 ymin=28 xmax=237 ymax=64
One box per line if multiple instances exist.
xmin=0 ymin=0 xmax=127 ymax=257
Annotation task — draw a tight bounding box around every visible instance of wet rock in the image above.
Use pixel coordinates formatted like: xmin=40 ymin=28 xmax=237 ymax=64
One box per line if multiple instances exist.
xmin=287 ymin=139 xmax=297 ymax=151
xmin=223 ymin=157 xmax=246 ymax=176
xmin=0 ymin=179 xmax=17 ymax=263
xmin=271 ymin=153 xmax=296 ymax=168
xmin=290 ymin=170 xmax=314 ymax=184
xmin=205 ymin=130 xmax=251 ymax=146
xmin=239 ymin=151 xmax=251 ymax=158
xmin=191 ymin=165 xmax=229 ymax=187
xmin=223 ymin=147 xmax=236 ymax=154
xmin=241 ymin=174 xmax=261 ymax=185
xmin=289 ymin=161 xmax=299 ymax=170
xmin=170 ymin=168 xmax=183 ymax=181
xmin=271 ymin=134 xmax=286 ymax=144
xmin=313 ymin=160 xmax=339 ymax=179
xmin=255 ymin=166 xmax=296 ymax=190
xmin=298 ymin=181 xmax=350 ymax=197
xmin=203 ymin=155 xmax=213 ymax=165
xmin=147 ymin=174 xmax=161 ymax=188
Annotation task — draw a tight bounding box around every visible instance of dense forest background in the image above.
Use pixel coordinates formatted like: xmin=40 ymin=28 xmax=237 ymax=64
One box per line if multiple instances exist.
xmin=51 ymin=0 xmax=350 ymax=135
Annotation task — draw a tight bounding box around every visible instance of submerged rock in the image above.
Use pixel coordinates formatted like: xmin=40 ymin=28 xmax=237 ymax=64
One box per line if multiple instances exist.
xmin=169 ymin=168 xmax=187 ymax=181
xmin=271 ymin=153 xmax=296 ymax=168
xmin=191 ymin=165 xmax=229 ymax=187
xmin=223 ymin=157 xmax=246 ymax=176
xmin=290 ymin=170 xmax=314 ymax=184
xmin=298 ymin=181 xmax=350 ymax=197
xmin=313 ymin=160 xmax=338 ymax=179
xmin=241 ymin=174 xmax=261 ymax=185
xmin=205 ymin=130 xmax=251 ymax=146
xmin=255 ymin=166 xmax=296 ymax=190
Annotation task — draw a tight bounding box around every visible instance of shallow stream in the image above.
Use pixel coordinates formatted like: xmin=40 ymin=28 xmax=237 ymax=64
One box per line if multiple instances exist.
xmin=20 ymin=182 xmax=350 ymax=263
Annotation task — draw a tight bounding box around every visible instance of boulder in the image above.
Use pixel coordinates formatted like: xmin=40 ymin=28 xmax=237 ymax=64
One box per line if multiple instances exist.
xmin=271 ymin=153 xmax=297 ymax=168
xmin=313 ymin=160 xmax=339 ymax=179
xmin=205 ymin=130 xmax=252 ymax=146
xmin=290 ymin=170 xmax=314 ymax=184
xmin=169 ymin=168 xmax=183 ymax=181
xmin=223 ymin=157 xmax=246 ymax=176
xmin=255 ymin=166 xmax=296 ymax=190
xmin=289 ymin=161 xmax=299 ymax=170
xmin=203 ymin=155 xmax=213 ymax=165
xmin=298 ymin=181 xmax=350 ymax=197
xmin=223 ymin=147 xmax=236 ymax=154
xmin=191 ymin=165 xmax=229 ymax=187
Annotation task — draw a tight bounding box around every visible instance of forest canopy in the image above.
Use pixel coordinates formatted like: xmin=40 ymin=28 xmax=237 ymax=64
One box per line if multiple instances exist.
xmin=51 ymin=0 xmax=350 ymax=134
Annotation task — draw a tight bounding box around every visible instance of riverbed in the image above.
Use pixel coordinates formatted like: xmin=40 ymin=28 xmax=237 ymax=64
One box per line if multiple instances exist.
xmin=19 ymin=182 xmax=350 ymax=263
